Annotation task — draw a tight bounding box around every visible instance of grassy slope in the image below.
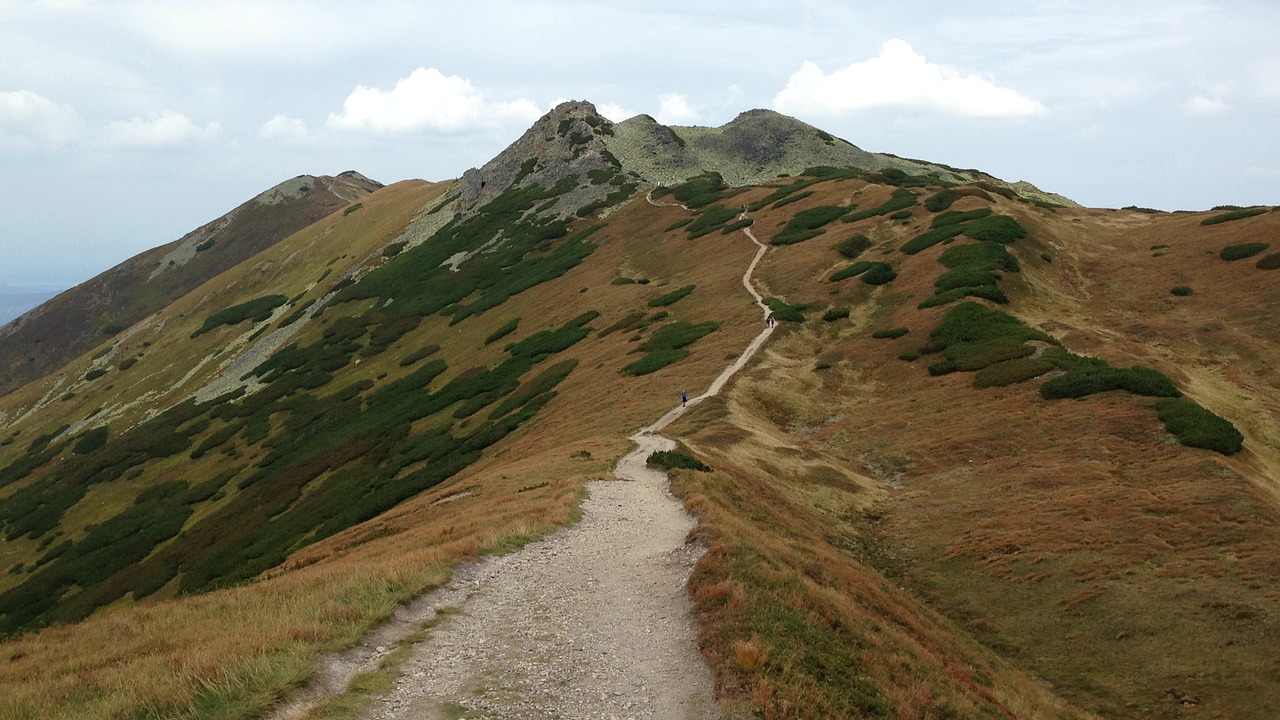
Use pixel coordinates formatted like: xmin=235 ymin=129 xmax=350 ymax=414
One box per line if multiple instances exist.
xmin=664 ymin=185 xmax=1280 ymax=718
xmin=0 ymin=170 xmax=1276 ymax=719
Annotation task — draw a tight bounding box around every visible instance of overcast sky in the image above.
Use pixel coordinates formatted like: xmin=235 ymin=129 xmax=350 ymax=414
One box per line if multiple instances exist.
xmin=2 ymin=0 xmax=1277 ymax=288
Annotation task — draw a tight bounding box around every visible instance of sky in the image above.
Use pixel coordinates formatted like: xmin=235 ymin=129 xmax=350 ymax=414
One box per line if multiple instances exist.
xmin=1 ymin=0 xmax=1277 ymax=288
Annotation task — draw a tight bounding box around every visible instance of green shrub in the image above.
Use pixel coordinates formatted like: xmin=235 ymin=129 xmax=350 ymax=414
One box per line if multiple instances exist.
xmin=622 ymin=320 xmax=719 ymax=376
xmin=1171 ymin=286 xmax=1193 ymax=296
xmin=688 ymin=205 xmax=739 ymax=238
xmin=898 ymin=352 xmax=920 ymax=361
xmin=647 ymin=450 xmax=710 ymax=472
xmin=771 ymin=191 xmax=816 ymax=209
xmin=1154 ymin=398 xmax=1243 ymax=454
xmin=973 ymin=356 xmax=1056 ymax=388
xmin=343 ymin=202 xmax=363 ymax=215
xmin=648 ymin=285 xmax=695 ymax=307
xmin=830 ymin=261 xmax=877 ymax=282
xmin=102 ymin=323 xmax=123 ymax=336
xmin=822 ymin=307 xmax=850 ymax=322
xmin=918 ymin=285 xmax=1010 ymax=309
xmin=611 ymin=277 xmax=636 ymax=285
xmin=664 ymin=218 xmax=693 ymax=232
xmin=962 ymin=215 xmax=1027 ymax=244
xmin=872 ymin=327 xmax=909 ymax=339
xmin=72 ymin=427 xmax=109 ymax=455
xmin=927 ymin=302 xmax=1055 ymax=374
xmin=932 ymin=208 xmax=993 ymax=227
xmin=1039 ymin=356 xmax=1180 ymax=399
xmin=837 ymin=234 xmax=871 ymax=259
xmin=192 ymin=295 xmax=288 ymax=338
xmin=670 ymin=172 xmax=727 ymax=209
xmin=888 ymin=209 xmax=913 ymax=220
xmin=924 ymin=187 xmax=994 ymax=212
xmin=748 ymin=177 xmax=822 ymax=211
xmin=721 ymin=218 xmax=754 ymax=234
xmin=484 ymin=318 xmax=520 ymax=345
xmin=900 ymin=225 xmax=966 ymax=254
xmin=1202 ymin=207 xmax=1267 ymax=225
xmin=842 ymin=189 xmax=917 ymax=223
xmin=771 ymin=205 xmax=849 ymax=245
xmin=935 ymin=268 xmax=1002 ymax=293
xmin=763 ymin=297 xmax=806 ymax=322
xmin=860 ymin=263 xmax=897 ymax=285
xmin=84 ymin=368 xmax=106 ymax=381
xmin=939 ymin=242 xmax=1019 ymax=273
xmin=1256 ymin=252 xmax=1280 ymax=270
xmin=1220 ymin=242 xmax=1269 ymax=261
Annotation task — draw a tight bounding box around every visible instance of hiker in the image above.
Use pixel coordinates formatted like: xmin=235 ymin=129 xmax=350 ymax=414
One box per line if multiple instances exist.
xmin=681 ymin=390 xmax=688 ymax=406
xmin=766 ymin=314 xmax=775 ymax=328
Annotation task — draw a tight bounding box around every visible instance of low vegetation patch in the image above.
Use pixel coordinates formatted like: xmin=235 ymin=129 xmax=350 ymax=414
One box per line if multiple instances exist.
xmin=483 ymin=318 xmax=520 ymax=345
xmin=932 ymin=207 xmax=993 ymax=228
xmin=1038 ymin=352 xmax=1180 ymax=399
xmin=687 ymin=205 xmax=739 ymax=239
xmin=1154 ymin=398 xmax=1244 ymax=454
xmin=922 ymin=302 xmax=1055 ymax=376
xmin=621 ymin=320 xmax=718 ymax=376
xmin=763 ymin=297 xmax=806 ymax=322
xmin=841 ymin=188 xmax=917 ymax=224
xmin=1202 ymin=207 xmax=1267 ymax=225
xmin=647 ymin=284 xmax=695 ymax=307
xmin=669 ymin=172 xmax=728 ymax=209
xmin=973 ymin=356 xmax=1057 ymax=388
xmin=191 ymin=295 xmax=288 ymax=338
xmin=871 ymin=327 xmax=909 ymax=339
xmin=860 ymin=263 xmax=897 ymax=285
xmin=822 ymin=307 xmax=850 ymax=322
xmin=924 ymin=187 xmax=994 ymax=212
xmin=771 ymin=206 xmax=849 ymax=245
xmin=1256 ymin=252 xmax=1280 ymax=270
xmin=647 ymin=450 xmax=710 ymax=472
xmin=836 ymin=234 xmax=871 ymax=259
xmin=1170 ymin=286 xmax=1193 ymax=296
xmin=1220 ymin=242 xmax=1269 ymax=261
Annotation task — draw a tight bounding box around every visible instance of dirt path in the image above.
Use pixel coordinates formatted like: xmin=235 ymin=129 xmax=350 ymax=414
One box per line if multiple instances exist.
xmin=270 ymin=205 xmax=773 ymax=720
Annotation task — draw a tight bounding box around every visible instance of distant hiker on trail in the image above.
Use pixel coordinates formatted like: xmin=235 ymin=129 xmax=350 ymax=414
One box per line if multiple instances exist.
xmin=681 ymin=390 xmax=688 ymax=406
xmin=766 ymin=314 xmax=775 ymax=328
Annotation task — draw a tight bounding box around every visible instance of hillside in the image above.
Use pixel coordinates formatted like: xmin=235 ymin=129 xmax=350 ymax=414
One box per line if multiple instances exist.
xmin=1 ymin=101 xmax=1278 ymax=719
xmin=0 ymin=171 xmax=383 ymax=397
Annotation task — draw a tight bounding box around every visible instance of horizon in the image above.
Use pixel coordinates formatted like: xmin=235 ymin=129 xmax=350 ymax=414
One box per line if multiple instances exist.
xmin=2 ymin=1 xmax=1276 ymax=287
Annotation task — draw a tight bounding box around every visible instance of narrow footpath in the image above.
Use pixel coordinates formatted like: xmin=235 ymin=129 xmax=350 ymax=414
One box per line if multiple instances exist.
xmin=272 ymin=203 xmax=774 ymax=720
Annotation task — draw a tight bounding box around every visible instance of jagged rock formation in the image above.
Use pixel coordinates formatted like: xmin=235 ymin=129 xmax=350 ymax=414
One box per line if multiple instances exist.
xmin=0 ymin=172 xmax=381 ymax=396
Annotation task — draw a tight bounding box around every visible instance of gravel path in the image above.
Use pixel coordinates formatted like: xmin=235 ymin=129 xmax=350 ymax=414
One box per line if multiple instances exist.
xmin=270 ymin=201 xmax=773 ymax=720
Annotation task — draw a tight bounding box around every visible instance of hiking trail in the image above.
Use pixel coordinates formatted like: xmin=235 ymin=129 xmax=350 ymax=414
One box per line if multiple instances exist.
xmin=270 ymin=202 xmax=774 ymax=720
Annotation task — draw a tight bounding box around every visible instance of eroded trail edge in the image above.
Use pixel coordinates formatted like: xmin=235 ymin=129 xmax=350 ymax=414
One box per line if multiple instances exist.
xmin=271 ymin=211 xmax=773 ymax=720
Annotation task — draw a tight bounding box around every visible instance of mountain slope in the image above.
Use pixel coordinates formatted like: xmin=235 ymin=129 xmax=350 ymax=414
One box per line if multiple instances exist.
xmin=1 ymin=103 xmax=1277 ymax=719
xmin=0 ymin=171 xmax=382 ymax=397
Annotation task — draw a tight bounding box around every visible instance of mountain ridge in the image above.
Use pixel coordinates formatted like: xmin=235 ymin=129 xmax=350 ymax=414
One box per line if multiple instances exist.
xmin=0 ymin=101 xmax=1277 ymax=720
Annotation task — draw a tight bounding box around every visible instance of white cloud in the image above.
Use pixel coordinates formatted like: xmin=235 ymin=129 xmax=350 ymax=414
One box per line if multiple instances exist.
xmin=598 ymin=102 xmax=636 ymax=122
xmin=103 ymin=110 xmax=220 ymax=149
xmin=260 ymin=113 xmax=309 ymax=143
xmin=326 ymin=67 xmax=542 ymax=135
xmin=656 ymin=93 xmax=699 ymax=125
xmin=0 ymin=90 xmax=81 ymax=147
xmin=773 ymin=39 xmax=1046 ymax=118
xmin=1184 ymin=94 xmax=1228 ymax=115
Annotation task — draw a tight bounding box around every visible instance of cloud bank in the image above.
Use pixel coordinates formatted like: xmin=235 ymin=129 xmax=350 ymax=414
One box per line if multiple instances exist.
xmin=773 ymin=39 xmax=1045 ymax=118
xmin=327 ymin=68 xmax=542 ymax=134
xmin=0 ymin=90 xmax=81 ymax=147
xmin=103 ymin=110 xmax=221 ymax=149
